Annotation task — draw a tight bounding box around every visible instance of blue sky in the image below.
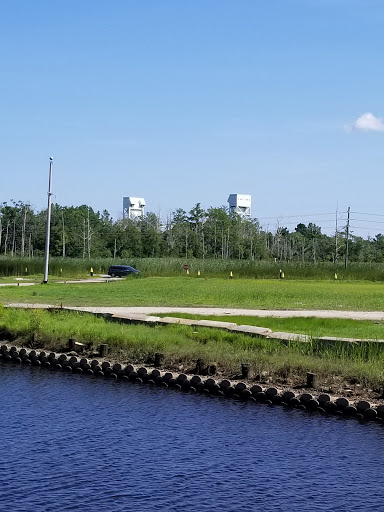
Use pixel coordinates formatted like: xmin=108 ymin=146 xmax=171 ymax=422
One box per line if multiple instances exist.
xmin=1 ymin=0 xmax=383 ymax=237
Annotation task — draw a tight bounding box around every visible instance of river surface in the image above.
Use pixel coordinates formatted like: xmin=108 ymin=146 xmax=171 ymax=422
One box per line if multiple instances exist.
xmin=1 ymin=364 xmax=384 ymax=511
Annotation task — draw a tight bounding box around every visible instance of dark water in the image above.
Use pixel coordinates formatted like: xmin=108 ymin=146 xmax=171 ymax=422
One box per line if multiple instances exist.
xmin=1 ymin=365 xmax=384 ymax=512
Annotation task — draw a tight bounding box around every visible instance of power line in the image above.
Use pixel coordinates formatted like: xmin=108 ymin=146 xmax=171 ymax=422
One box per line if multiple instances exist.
xmin=349 ymin=224 xmax=384 ymax=231
xmin=257 ymin=210 xmax=384 ymax=222
xmin=351 ymin=211 xmax=384 ymax=217
xmin=262 ymin=219 xmax=340 ymax=226
xmin=258 ymin=212 xmax=345 ymax=220
xmin=350 ymin=218 xmax=384 ymax=224
xmin=254 ymin=208 xmax=384 ymax=238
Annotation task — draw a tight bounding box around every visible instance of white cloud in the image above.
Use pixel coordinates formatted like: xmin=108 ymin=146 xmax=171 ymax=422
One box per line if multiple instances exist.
xmin=349 ymin=112 xmax=384 ymax=133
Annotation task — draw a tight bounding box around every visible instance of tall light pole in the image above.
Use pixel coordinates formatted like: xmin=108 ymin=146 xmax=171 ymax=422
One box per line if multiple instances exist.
xmin=43 ymin=157 xmax=53 ymax=284
xmin=344 ymin=206 xmax=350 ymax=270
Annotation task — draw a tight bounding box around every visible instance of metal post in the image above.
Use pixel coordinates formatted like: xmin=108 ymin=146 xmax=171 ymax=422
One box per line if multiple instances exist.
xmin=335 ymin=206 xmax=338 ymax=264
xmin=344 ymin=206 xmax=350 ymax=270
xmin=43 ymin=158 xmax=53 ymax=284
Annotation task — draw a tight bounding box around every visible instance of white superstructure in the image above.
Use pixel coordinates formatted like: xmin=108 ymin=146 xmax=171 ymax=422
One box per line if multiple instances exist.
xmin=123 ymin=197 xmax=146 ymax=219
xmin=227 ymin=194 xmax=251 ymax=219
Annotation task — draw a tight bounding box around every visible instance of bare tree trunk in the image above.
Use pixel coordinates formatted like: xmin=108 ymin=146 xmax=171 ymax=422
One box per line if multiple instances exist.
xmin=4 ymin=221 xmax=9 ymax=255
xmin=21 ymin=206 xmax=28 ymax=257
xmin=227 ymin=226 xmax=230 ymax=259
xmin=11 ymin=219 xmax=16 ymax=257
xmin=114 ymin=238 xmax=117 ymax=258
xmin=167 ymin=214 xmax=174 ymax=252
xmin=214 ymin=221 xmax=217 ymax=258
xmin=28 ymin=233 xmax=32 ymax=258
xmin=0 ymin=216 xmax=2 ymax=253
xmin=185 ymin=228 xmax=188 ymax=257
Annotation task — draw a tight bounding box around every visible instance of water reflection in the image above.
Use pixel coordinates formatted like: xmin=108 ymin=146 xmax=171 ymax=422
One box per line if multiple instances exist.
xmin=0 ymin=364 xmax=383 ymax=511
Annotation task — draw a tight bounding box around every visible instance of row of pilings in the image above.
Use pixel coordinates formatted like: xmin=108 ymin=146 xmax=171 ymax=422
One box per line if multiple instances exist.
xmin=1 ymin=344 xmax=384 ymax=423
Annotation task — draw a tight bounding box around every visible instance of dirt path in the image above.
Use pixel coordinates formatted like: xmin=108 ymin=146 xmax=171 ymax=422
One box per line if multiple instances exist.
xmin=0 ymin=277 xmax=114 ymax=287
xmin=6 ymin=303 xmax=384 ymax=320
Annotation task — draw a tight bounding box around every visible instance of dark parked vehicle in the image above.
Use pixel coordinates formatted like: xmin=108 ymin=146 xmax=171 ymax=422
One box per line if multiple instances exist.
xmin=107 ymin=265 xmax=140 ymax=277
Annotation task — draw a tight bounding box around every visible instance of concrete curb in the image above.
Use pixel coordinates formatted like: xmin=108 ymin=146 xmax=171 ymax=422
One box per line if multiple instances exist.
xmin=5 ymin=304 xmax=384 ymax=344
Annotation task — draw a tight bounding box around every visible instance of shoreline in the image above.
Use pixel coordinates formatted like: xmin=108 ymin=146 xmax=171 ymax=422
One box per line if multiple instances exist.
xmin=1 ymin=342 xmax=383 ymax=424
xmin=2 ymin=304 xmax=384 ymax=404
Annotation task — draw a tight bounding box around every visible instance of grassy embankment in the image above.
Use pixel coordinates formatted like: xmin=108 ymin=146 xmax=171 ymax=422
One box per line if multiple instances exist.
xmin=1 ymin=306 xmax=384 ymax=390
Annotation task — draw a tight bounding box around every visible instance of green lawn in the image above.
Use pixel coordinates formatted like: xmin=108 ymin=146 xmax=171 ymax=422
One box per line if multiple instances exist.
xmin=1 ymin=277 xmax=384 ymax=311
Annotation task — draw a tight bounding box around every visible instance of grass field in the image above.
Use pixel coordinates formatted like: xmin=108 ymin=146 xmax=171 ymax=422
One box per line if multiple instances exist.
xmin=1 ymin=277 xmax=384 ymax=311
xmin=1 ymin=307 xmax=384 ymax=390
xmin=3 ymin=256 xmax=384 ymax=280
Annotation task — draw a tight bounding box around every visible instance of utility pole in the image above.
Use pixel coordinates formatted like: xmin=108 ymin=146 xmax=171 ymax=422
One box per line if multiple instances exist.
xmin=344 ymin=206 xmax=350 ymax=270
xmin=83 ymin=218 xmax=86 ymax=259
xmin=335 ymin=206 xmax=339 ymax=264
xmin=62 ymin=210 xmax=66 ymax=258
xmin=87 ymin=206 xmax=91 ymax=259
xmin=43 ymin=157 xmax=53 ymax=284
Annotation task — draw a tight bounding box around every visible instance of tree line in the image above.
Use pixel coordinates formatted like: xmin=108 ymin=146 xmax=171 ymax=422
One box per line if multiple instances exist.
xmin=1 ymin=200 xmax=384 ymax=263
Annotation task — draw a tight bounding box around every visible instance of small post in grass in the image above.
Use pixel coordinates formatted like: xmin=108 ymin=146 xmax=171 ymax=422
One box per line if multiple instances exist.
xmin=241 ymin=363 xmax=253 ymax=379
xmin=154 ymin=353 xmax=164 ymax=367
xmin=100 ymin=344 xmax=109 ymax=357
xmin=195 ymin=358 xmax=207 ymax=375
xmin=306 ymin=372 xmax=316 ymax=388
